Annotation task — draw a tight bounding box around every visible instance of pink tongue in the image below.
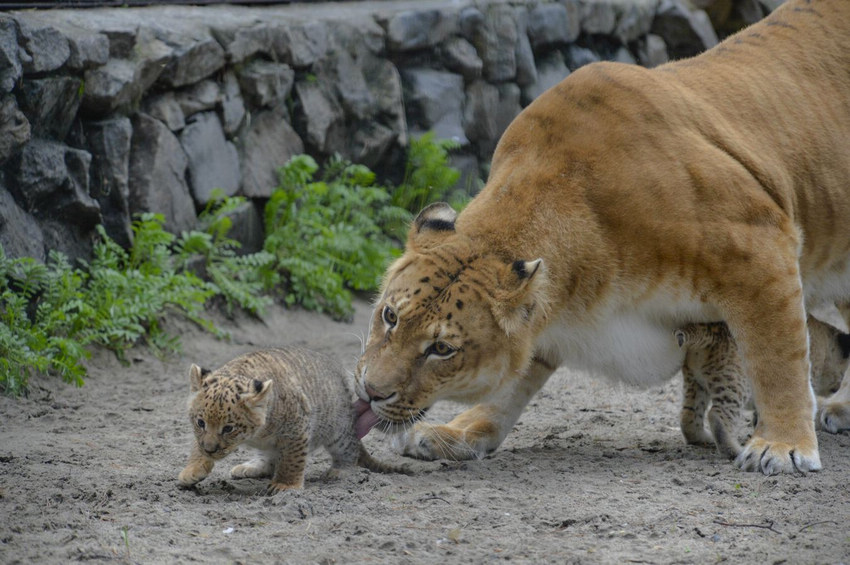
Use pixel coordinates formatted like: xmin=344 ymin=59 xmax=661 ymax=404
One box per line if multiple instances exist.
xmin=354 ymin=399 xmax=380 ymax=439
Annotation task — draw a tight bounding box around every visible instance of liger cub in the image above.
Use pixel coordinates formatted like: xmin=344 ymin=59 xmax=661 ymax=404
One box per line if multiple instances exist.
xmin=675 ymin=317 xmax=850 ymax=459
xmin=177 ymin=347 xmax=409 ymax=494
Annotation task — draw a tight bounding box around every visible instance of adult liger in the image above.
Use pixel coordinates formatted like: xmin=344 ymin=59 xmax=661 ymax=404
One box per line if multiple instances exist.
xmin=354 ymin=0 xmax=850 ymax=474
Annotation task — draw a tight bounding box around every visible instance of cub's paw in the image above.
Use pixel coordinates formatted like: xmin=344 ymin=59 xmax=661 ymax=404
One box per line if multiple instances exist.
xmin=818 ymin=402 xmax=850 ymax=434
xmin=266 ymin=480 xmax=303 ymax=495
xmin=393 ymin=422 xmax=484 ymax=461
xmin=177 ymin=466 xmax=209 ymax=488
xmin=230 ymin=458 xmax=273 ymax=479
xmin=734 ymin=436 xmax=821 ymax=475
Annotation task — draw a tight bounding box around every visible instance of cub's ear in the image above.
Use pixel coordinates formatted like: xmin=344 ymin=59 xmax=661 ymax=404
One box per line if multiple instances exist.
xmin=242 ymin=378 xmax=274 ymax=408
xmin=407 ymin=202 xmax=457 ymax=251
xmin=189 ymin=364 xmax=211 ymax=392
xmin=491 ymin=259 xmax=548 ymax=336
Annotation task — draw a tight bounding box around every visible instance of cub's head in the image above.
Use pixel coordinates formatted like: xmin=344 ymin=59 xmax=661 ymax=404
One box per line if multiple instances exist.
xmin=354 ymin=203 xmax=548 ymax=430
xmin=186 ymin=364 xmax=273 ymax=460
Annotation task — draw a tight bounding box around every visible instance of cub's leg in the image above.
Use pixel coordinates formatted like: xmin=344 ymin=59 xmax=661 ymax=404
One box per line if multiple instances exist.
xmin=322 ymin=426 xmax=361 ymax=480
xmin=178 ymin=445 xmax=215 ymax=487
xmin=397 ymin=356 xmax=556 ymax=460
xmin=706 ymin=373 xmax=748 ymax=459
xmin=679 ymin=364 xmax=713 ymax=446
xmin=230 ymin=454 xmax=274 ymax=479
xmin=818 ymin=373 xmax=850 ymax=433
xmin=266 ymin=435 xmax=309 ymax=494
xmin=720 ymin=241 xmax=820 ymax=474
xmin=818 ymin=303 xmax=850 ymax=433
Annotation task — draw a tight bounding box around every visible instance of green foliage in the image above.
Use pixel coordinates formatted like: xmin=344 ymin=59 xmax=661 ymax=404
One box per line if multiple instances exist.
xmin=392 ymin=132 xmax=465 ymax=217
xmin=175 ymin=191 xmax=275 ymax=317
xmin=264 ymin=154 xmax=412 ymax=320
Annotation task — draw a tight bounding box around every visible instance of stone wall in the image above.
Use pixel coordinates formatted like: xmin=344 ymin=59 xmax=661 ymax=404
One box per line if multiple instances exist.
xmin=0 ymin=0 xmax=774 ymax=262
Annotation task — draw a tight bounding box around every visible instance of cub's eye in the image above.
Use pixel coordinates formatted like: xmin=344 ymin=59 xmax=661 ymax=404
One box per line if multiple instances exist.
xmin=196 ymin=418 xmax=206 ymax=429
xmin=382 ymin=305 xmax=398 ymax=327
xmin=427 ymin=341 xmax=457 ymax=358
xmin=221 ymin=425 xmax=234 ymax=434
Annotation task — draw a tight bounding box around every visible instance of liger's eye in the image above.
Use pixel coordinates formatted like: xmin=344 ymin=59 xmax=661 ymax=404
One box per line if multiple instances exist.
xmin=221 ymin=425 xmax=234 ymax=434
xmin=196 ymin=418 xmax=206 ymax=429
xmin=427 ymin=341 xmax=456 ymax=358
xmin=382 ymin=305 xmax=398 ymax=327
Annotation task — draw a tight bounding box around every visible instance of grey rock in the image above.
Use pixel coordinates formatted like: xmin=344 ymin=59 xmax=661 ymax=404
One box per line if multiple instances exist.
xmin=315 ymin=49 xmax=372 ymax=121
xmin=385 ymin=9 xmax=456 ymax=52
xmin=220 ymin=71 xmax=245 ymax=136
xmin=363 ymin=56 xmax=407 ymax=149
xmin=237 ymin=60 xmax=294 ymax=109
xmin=18 ymin=77 xmax=83 ymax=140
xmin=580 ymin=0 xmax=618 ymax=35
xmin=611 ymin=46 xmax=637 ymax=65
xmin=469 ymin=4 xmax=518 ymax=84
xmin=758 ymin=0 xmax=784 ymax=12
xmin=440 ymin=37 xmax=483 ymax=81
xmin=527 ymin=3 xmax=579 ymax=51
xmin=65 ymin=31 xmax=110 ymax=71
xmin=401 ymin=68 xmax=467 ymax=144
xmin=141 ymin=92 xmax=186 ymax=132
xmin=736 ymin=0 xmax=766 ymax=26
xmin=175 ymin=79 xmax=220 ymax=118
xmin=0 ymin=95 xmax=31 ymax=166
xmin=350 ymin=122 xmax=397 ymax=170
xmin=180 ymin=112 xmax=240 ymax=205
xmin=513 ymin=8 xmax=537 ymax=87
xmin=157 ymin=34 xmax=226 ymax=89
xmin=637 ymin=34 xmax=669 ymax=68
xmin=0 ymin=182 xmax=45 ymax=262
xmin=129 ymin=113 xmax=196 ymax=234
xmin=293 ymin=79 xmax=345 ymax=156
xmin=17 ymin=19 xmax=70 ymax=74
xmin=458 ymin=6 xmax=485 ymax=41
xmin=222 ymin=200 xmax=264 ymax=255
xmin=0 ymin=18 xmax=22 ymax=93
xmin=522 ymin=50 xmax=570 ymax=105
xmin=12 ymin=139 xmax=100 ymax=227
xmin=98 ymin=21 xmax=139 ymax=59
xmin=651 ymin=0 xmax=719 ymax=60
xmin=239 ymin=105 xmax=304 ymax=199
xmin=464 ymin=81 xmax=521 ymax=159
xmin=565 ymin=44 xmax=601 ymax=70
xmin=614 ymin=0 xmax=659 ymax=44
xmin=211 ymin=23 xmax=273 ymax=64
xmin=82 ymin=32 xmax=172 ymax=116
xmin=273 ymin=21 xmax=328 ymax=69
xmin=83 ymin=117 xmax=133 ymax=248
xmin=448 ymin=152 xmax=482 ymax=196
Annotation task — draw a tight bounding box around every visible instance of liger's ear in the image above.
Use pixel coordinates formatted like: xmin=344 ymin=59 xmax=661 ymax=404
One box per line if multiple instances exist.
xmin=492 ymin=259 xmax=547 ymax=336
xmin=407 ymin=202 xmax=457 ymax=251
xmin=189 ymin=364 xmax=211 ymax=392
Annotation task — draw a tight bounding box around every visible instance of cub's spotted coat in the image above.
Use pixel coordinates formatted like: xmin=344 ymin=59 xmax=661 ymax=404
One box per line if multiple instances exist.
xmin=177 ymin=347 xmax=408 ymax=494
xmin=675 ymin=317 xmax=850 ymax=458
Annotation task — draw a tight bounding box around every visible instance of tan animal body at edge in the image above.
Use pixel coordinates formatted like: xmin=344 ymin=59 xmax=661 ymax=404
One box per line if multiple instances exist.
xmin=354 ymin=0 xmax=850 ymax=475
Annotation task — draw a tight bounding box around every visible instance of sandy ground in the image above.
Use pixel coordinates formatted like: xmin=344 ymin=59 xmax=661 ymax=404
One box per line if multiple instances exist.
xmin=1 ymin=297 xmax=849 ymax=564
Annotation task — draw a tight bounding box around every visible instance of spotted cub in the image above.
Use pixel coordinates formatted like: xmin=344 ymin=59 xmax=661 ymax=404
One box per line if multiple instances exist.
xmin=675 ymin=317 xmax=850 ymax=459
xmin=177 ymin=347 xmax=408 ymax=494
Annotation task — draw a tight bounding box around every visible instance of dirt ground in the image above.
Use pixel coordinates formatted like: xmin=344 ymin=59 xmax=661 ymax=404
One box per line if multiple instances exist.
xmin=1 ymin=297 xmax=849 ymax=564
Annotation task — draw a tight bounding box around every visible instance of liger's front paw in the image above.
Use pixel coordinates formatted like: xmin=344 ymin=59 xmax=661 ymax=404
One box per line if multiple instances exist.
xmin=734 ymin=436 xmax=821 ymax=475
xmin=266 ymin=480 xmax=302 ymax=495
xmin=393 ymin=422 xmax=486 ymax=461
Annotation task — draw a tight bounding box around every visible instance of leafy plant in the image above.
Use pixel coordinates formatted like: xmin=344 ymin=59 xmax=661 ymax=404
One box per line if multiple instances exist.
xmin=392 ymin=132 xmax=464 ymax=217
xmin=263 ymin=154 xmax=411 ymax=320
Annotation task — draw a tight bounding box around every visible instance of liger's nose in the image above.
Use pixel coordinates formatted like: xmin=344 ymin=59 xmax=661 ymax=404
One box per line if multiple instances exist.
xmin=364 ymin=383 xmax=390 ymax=402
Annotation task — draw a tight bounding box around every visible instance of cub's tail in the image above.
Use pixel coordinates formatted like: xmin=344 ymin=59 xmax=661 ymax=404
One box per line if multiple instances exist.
xmin=358 ymin=444 xmax=413 ymax=475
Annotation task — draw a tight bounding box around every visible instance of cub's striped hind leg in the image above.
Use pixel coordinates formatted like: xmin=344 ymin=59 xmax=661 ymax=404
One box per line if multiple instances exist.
xmin=818 ymin=373 xmax=850 ymax=433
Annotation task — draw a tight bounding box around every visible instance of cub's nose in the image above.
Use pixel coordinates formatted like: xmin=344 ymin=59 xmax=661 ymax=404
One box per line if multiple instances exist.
xmin=364 ymin=383 xmax=391 ymax=402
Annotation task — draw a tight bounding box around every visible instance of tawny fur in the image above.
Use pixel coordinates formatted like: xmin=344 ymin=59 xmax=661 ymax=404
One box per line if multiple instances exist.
xmin=675 ymin=317 xmax=850 ymax=459
xmin=177 ymin=348 xmax=408 ymax=494
xmin=355 ymin=0 xmax=850 ymax=474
